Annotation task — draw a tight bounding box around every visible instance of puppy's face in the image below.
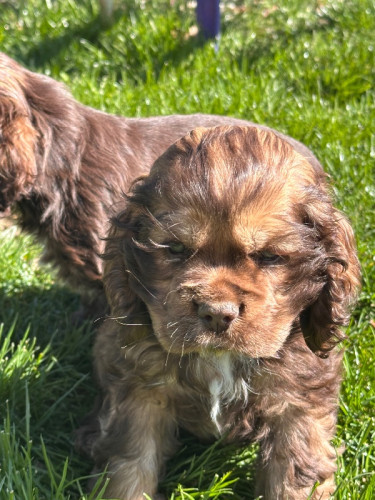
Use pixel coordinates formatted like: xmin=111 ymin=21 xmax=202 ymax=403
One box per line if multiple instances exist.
xmin=113 ymin=126 xmax=359 ymax=358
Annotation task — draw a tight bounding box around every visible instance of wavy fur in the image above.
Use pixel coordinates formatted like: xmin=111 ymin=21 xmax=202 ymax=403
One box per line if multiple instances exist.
xmin=78 ymin=126 xmax=360 ymax=499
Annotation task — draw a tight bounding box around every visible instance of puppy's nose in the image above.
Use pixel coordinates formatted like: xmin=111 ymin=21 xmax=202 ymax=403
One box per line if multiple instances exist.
xmin=197 ymin=301 xmax=239 ymax=333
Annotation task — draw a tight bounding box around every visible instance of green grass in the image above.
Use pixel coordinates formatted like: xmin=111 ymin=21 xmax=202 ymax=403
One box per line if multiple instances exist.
xmin=0 ymin=0 xmax=374 ymax=498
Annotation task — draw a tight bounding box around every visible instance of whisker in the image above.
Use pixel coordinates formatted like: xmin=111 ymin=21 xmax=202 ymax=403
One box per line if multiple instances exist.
xmin=145 ymin=208 xmax=181 ymax=241
xmin=121 ymin=333 xmax=156 ymax=353
xmin=166 ymin=221 xmax=183 ymax=230
xmin=186 ymin=248 xmax=199 ymax=262
xmin=125 ymin=269 xmax=157 ymax=299
xmin=167 ymin=321 xmax=179 ymax=329
xmin=93 ymin=315 xmax=107 ymax=324
xmin=104 ymin=314 xmax=152 ymax=327
xmin=169 ymin=326 xmax=179 ymax=338
xmin=117 ymin=322 xmax=151 ymax=326
xmin=163 ymin=289 xmax=180 ymax=305
xmin=165 ymin=335 xmax=180 ymax=368
xmin=179 ymin=334 xmax=189 ymax=367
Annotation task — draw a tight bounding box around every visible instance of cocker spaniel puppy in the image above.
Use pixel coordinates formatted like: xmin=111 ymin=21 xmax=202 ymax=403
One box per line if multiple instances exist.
xmin=84 ymin=126 xmax=360 ymax=499
xmin=0 ymin=53 xmax=320 ymax=315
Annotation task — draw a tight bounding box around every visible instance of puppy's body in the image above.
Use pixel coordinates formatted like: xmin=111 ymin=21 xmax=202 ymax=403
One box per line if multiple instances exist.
xmin=94 ymin=323 xmax=341 ymax=499
xmin=1 ymin=53 xmax=320 ymax=312
xmin=85 ymin=127 xmax=360 ymax=499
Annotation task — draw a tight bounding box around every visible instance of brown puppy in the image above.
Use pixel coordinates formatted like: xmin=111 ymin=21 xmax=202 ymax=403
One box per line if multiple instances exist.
xmin=86 ymin=126 xmax=360 ymax=499
xmin=0 ymin=53 xmax=322 ymax=315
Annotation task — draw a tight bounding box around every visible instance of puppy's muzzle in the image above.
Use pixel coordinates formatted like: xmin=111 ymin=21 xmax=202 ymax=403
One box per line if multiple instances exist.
xmin=194 ymin=299 xmax=240 ymax=334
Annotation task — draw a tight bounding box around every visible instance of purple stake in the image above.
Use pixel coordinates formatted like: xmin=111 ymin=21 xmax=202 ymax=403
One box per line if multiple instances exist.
xmin=196 ymin=0 xmax=221 ymax=39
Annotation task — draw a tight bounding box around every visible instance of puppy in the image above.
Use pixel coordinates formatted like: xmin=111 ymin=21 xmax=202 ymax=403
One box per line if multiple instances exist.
xmin=85 ymin=126 xmax=360 ymax=499
xmin=0 ymin=53 xmax=321 ymax=316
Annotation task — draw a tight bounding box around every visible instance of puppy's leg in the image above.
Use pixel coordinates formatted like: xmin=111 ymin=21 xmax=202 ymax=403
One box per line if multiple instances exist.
xmin=92 ymin=389 xmax=178 ymax=500
xmin=255 ymin=406 xmax=338 ymax=500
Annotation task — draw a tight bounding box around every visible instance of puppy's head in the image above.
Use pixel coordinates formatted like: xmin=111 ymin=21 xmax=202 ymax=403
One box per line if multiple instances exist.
xmin=106 ymin=126 xmax=360 ymax=358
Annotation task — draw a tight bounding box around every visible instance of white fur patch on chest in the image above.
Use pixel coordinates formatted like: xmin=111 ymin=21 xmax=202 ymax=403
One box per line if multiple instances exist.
xmin=200 ymin=352 xmax=250 ymax=435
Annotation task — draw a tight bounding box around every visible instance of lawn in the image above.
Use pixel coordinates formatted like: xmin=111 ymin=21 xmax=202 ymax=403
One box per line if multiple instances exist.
xmin=0 ymin=0 xmax=374 ymax=498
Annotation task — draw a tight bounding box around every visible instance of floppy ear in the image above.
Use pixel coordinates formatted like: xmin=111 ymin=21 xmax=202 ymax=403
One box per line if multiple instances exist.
xmin=300 ymin=209 xmax=361 ymax=357
xmin=102 ymin=185 xmax=149 ymax=318
xmin=0 ymin=78 xmax=38 ymax=210
xmin=103 ymin=222 xmax=138 ymax=316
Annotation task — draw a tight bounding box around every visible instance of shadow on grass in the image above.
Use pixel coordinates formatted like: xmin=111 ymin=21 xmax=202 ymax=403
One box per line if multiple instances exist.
xmin=18 ymin=17 xmax=107 ymax=69
xmin=19 ymin=12 xmax=207 ymax=81
xmin=14 ymin=1 xmax=338 ymax=87
xmin=0 ymin=283 xmax=96 ymax=424
xmin=0 ymin=283 xmax=79 ymax=330
xmin=0 ymin=283 xmax=99 ymax=492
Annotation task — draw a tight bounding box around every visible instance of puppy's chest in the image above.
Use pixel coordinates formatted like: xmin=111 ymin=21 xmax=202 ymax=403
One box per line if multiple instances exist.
xmin=171 ymin=353 xmax=251 ymax=438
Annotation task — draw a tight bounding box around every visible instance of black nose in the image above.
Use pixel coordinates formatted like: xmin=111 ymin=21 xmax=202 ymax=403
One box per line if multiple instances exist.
xmin=197 ymin=301 xmax=239 ymax=333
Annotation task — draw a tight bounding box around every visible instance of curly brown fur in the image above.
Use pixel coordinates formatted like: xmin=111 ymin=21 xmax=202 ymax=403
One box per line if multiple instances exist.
xmin=1 ymin=53 xmax=323 ymax=316
xmin=80 ymin=126 xmax=360 ymax=499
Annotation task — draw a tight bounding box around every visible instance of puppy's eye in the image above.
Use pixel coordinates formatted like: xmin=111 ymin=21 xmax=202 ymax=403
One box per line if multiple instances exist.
xmin=250 ymin=252 xmax=282 ymax=265
xmin=167 ymin=242 xmax=187 ymax=255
